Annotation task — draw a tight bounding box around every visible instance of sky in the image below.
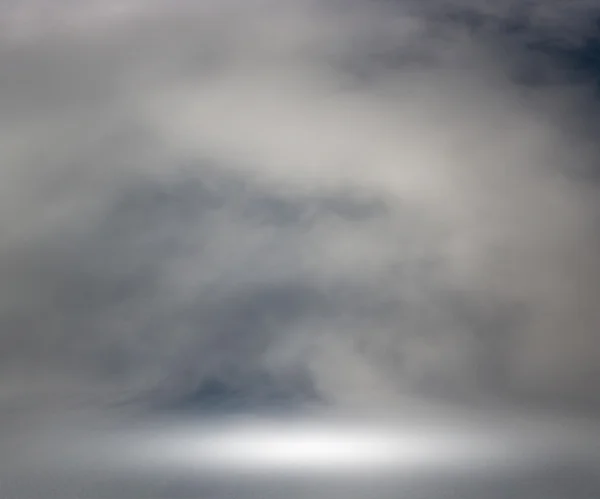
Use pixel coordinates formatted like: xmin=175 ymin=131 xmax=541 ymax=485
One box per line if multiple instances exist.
xmin=3 ymin=0 xmax=600 ymax=497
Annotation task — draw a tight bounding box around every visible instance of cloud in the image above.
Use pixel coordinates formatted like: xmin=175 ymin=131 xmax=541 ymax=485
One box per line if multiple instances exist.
xmin=1 ymin=0 xmax=600 ymax=419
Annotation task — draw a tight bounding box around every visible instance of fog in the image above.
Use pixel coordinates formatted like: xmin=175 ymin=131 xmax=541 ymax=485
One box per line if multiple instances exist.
xmin=2 ymin=0 xmax=600 ymax=497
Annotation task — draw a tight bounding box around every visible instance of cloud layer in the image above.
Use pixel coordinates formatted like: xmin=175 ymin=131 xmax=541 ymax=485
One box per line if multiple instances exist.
xmin=1 ymin=0 xmax=600 ymax=415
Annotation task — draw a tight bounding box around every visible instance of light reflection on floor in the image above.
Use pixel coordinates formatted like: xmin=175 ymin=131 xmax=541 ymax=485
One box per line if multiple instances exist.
xmin=4 ymin=408 xmax=600 ymax=498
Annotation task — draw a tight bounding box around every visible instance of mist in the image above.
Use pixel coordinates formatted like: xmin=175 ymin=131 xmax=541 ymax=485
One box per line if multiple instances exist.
xmin=5 ymin=1 xmax=600 ymax=497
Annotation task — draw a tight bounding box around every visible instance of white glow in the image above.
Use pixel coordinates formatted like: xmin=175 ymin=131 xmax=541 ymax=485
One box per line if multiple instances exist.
xmin=207 ymin=426 xmax=402 ymax=471
xmin=29 ymin=414 xmax=590 ymax=483
xmin=125 ymin=418 xmax=518 ymax=476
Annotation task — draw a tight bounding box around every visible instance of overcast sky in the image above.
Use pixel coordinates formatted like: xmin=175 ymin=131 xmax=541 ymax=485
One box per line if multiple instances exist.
xmin=3 ymin=0 xmax=600 ymax=497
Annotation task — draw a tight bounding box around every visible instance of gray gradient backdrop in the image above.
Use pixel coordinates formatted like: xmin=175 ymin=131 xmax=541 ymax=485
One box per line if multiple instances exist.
xmin=3 ymin=0 xmax=600 ymax=497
